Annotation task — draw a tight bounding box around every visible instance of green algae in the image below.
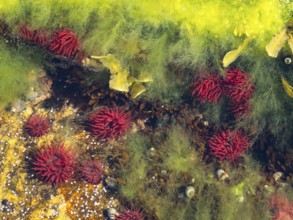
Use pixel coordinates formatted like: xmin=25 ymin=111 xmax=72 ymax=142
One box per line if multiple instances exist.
xmin=0 ymin=0 xmax=290 ymax=102
xmin=0 ymin=38 xmax=43 ymax=110
xmin=0 ymin=1 xmax=292 ymax=141
xmin=0 ymin=1 xmax=292 ymax=219
xmin=233 ymin=50 xmax=293 ymax=146
xmin=119 ymin=125 xmax=273 ymax=220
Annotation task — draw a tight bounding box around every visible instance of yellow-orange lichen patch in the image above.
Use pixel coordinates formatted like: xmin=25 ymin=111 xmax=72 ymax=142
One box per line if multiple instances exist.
xmin=29 ymin=194 xmax=71 ymax=220
xmin=0 ymin=101 xmax=120 ymax=219
xmin=60 ymin=182 xmax=119 ymax=220
xmin=0 ymin=112 xmax=26 ymax=205
xmin=0 ymin=109 xmax=60 ymax=219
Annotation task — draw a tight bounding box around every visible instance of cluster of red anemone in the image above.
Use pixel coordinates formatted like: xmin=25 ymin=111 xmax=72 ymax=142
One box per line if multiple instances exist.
xmin=87 ymin=107 xmax=131 ymax=140
xmin=49 ymin=28 xmax=80 ymax=58
xmin=190 ymin=74 xmax=222 ymax=104
xmin=224 ymin=68 xmax=255 ymax=118
xmin=269 ymin=194 xmax=293 ymax=220
xmin=208 ymin=129 xmax=250 ymax=161
xmin=18 ymin=24 xmax=80 ymax=59
xmin=24 ymin=114 xmax=50 ymax=137
xmin=117 ymin=208 xmax=145 ymax=220
xmin=32 ymin=142 xmax=77 ymax=185
xmin=190 ymin=68 xmax=255 ymax=118
xmin=25 ymin=113 xmax=104 ymax=186
xmin=18 ymin=24 xmax=51 ymax=47
xmin=79 ymin=160 xmax=103 ymax=185
xmin=32 ymin=142 xmax=105 ymax=186
xmin=27 ymin=107 xmax=130 ymax=186
xmin=223 ymin=68 xmax=255 ymax=103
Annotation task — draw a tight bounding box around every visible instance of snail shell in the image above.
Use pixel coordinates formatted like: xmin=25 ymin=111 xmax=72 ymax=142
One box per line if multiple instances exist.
xmin=185 ymin=186 xmax=195 ymax=198
xmin=107 ymin=208 xmax=119 ymax=220
xmin=216 ymin=169 xmax=229 ymax=181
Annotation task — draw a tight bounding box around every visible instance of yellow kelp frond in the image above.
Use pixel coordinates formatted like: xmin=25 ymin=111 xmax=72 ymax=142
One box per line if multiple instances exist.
xmin=266 ymin=29 xmax=288 ymax=58
xmin=91 ymin=54 xmax=130 ymax=92
xmin=130 ymin=83 xmax=146 ymax=99
xmin=128 ymin=73 xmax=153 ymax=99
xmin=281 ymin=76 xmax=293 ymax=99
xmin=91 ymin=55 xmax=125 ymax=78
xmin=223 ymin=37 xmax=251 ymax=67
xmin=91 ymin=55 xmax=152 ymax=97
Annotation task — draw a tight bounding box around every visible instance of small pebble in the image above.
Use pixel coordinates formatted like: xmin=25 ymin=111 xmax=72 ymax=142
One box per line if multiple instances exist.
xmin=1 ymin=199 xmax=9 ymax=206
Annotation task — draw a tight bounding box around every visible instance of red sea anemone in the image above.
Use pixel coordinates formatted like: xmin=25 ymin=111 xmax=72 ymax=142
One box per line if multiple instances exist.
xmin=272 ymin=211 xmax=292 ymax=220
xmin=270 ymin=194 xmax=291 ymax=211
xmin=32 ymin=142 xmax=77 ymax=185
xmin=208 ymin=129 xmax=250 ymax=161
xmin=49 ymin=28 xmax=80 ymax=58
xmin=229 ymin=100 xmax=251 ymax=118
xmin=223 ymin=68 xmax=255 ymax=103
xmin=269 ymin=194 xmax=293 ymax=220
xmin=190 ymin=74 xmax=223 ymax=104
xmin=18 ymin=24 xmax=51 ymax=47
xmin=80 ymin=160 xmax=103 ymax=184
xmin=117 ymin=208 xmax=145 ymax=220
xmin=87 ymin=107 xmax=131 ymax=140
xmin=33 ymin=29 xmax=51 ymax=47
xmin=18 ymin=24 xmax=35 ymax=42
xmin=25 ymin=114 xmax=50 ymax=137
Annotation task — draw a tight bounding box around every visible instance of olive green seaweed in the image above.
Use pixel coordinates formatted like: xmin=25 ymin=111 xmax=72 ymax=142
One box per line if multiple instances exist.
xmin=234 ymin=49 xmax=293 ymax=146
xmin=120 ymin=126 xmax=271 ymax=219
xmin=216 ymin=157 xmax=270 ymax=220
xmin=161 ymin=125 xmax=198 ymax=173
xmin=120 ymin=134 xmax=149 ymax=200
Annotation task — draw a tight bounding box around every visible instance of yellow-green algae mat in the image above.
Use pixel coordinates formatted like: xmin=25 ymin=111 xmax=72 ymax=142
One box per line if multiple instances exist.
xmin=0 ymin=0 xmax=291 ymax=100
xmin=0 ymin=103 xmax=118 ymax=219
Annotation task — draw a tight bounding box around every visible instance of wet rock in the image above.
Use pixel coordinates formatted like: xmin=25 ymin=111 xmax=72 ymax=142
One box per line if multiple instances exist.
xmin=104 ymin=177 xmax=118 ymax=190
xmin=11 ymin=100 xmax=26 ymax=113
xmin=28 ymin=70 xmax=53 ymax=106
xmin=1 ymin=199 xmax=9 ymax=206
